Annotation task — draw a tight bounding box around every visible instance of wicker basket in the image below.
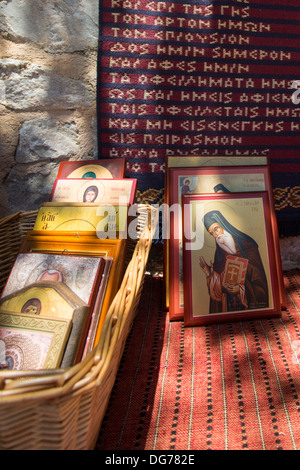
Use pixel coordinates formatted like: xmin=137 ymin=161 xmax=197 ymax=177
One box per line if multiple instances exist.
xmin=0 ymin=206 xmax=158 ymax=450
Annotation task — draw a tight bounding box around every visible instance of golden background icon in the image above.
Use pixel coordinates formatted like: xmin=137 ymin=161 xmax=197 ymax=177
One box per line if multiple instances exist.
xmin=67 ymin=165 xmax=113 ymax=179
xmin=0 ymin=282 xmax=86 ymax=320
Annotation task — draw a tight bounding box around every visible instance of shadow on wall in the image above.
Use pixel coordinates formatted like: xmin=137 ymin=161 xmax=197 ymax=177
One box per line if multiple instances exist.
xmin=0 ymin=0 xmax=99 ymax=216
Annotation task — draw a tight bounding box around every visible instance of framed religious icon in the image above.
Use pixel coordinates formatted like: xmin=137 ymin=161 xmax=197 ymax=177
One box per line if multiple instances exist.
xmin=182 ymin=191 xmax=281 ymax=327
xmin=20 ymin=232 xmax=126 ymax=269
xmin=167 ymin=165 xmax=284 ymax=321
xmin=56 ymin=158 xmax=126 ymax=180
xmin=0 ymin=281 xmax=88 ymax=320
xmin=0 ymin=281 xmax=90 ymax=367
xmin=49 ymin=178 xmax=137 ymax=205
xmin=19 ymin=233 xmax=127 ymax=348
xmin=0 ymin=311 xmax=71 ymax=370
xmin=164 ymin=155 xmax=269 ymax=311
xmin=1 ymin=252 xmax=105 ymax=308
xmin=33 ymin=203 xmax=129 ymax=237
xmin=166 ymin=155 xmax=268 ymax=170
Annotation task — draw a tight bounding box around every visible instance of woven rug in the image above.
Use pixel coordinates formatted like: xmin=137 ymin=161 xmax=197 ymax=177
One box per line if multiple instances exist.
xmin=96 ymin=268 xmax=300 ymax=450
xmin=97 ymin=0 xmax=300 ymax=234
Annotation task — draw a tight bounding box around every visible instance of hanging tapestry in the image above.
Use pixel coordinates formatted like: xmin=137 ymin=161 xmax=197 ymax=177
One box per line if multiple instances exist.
xmin=97 ymin=0 xmax=300 ymax=234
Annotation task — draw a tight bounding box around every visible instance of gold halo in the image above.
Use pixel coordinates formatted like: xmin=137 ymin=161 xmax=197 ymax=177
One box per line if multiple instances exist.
xmin=67 ymin=165 xmax=113 ymax=179
xmin=77 ymin=180 xmax=105 ymax=203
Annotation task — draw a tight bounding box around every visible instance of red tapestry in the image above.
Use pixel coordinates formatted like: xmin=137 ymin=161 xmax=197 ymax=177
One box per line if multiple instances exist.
xmin=96 ymin=272 xmax=300 ymax=451
xmin=97 ymin=0 xmax=300 ymax=234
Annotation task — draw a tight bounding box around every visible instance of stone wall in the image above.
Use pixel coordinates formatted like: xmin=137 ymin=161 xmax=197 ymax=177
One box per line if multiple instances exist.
xmin=0 ymin=0 xmax=99 ymax=217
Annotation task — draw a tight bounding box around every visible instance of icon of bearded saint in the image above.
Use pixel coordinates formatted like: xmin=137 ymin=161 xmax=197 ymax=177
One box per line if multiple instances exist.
xmin=199 ymin=210 xmax=269 ymax=314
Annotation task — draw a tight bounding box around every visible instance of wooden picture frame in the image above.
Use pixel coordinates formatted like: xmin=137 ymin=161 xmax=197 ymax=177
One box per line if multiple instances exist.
xmin=56 ymin=159 xmax=126 ymax=180
xmin=19 ymin=233 xmax=127 ymax=348
xmin=182 ymin=191 xmax=281 ymax=326
xmin=167 ymin=165 xmax=284 ymax=321
xmin=49 ymin=178 xmax=137 ymax=205
xmin=166 ymin=155 xmax=268 ymax=170
xmin=0 ymin=311 xmax=71 ymax=370
xmin=164 ymin=155 xmax=269 ymax=311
